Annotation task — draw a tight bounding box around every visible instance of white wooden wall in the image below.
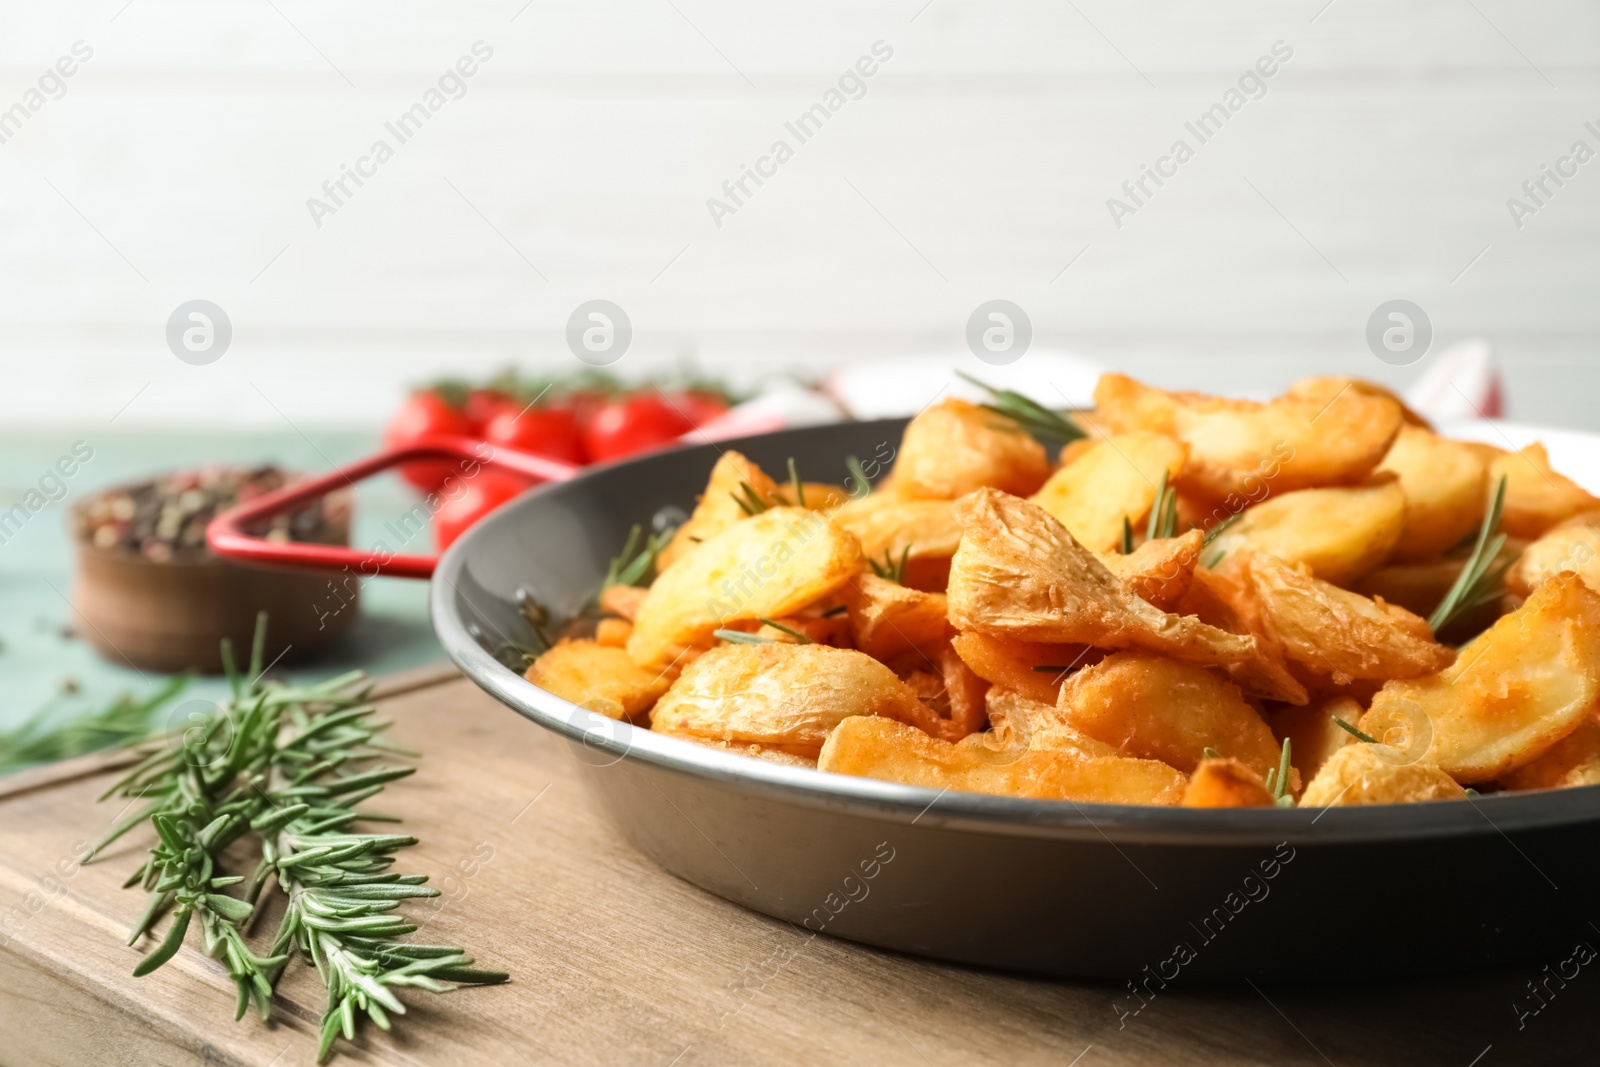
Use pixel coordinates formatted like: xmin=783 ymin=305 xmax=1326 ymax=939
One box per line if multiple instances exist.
xmin=1 ymin=1 xmax=1598 ymax=428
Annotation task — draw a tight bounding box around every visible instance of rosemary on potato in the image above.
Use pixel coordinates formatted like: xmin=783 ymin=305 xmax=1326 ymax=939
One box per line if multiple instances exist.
xmin=955 ymin=371 xmax=1087 ymax=450
xmin=1429 ymin=474 xmax=1513 ymax=635
xmin=1262 ymin=737 xmax=1294 ymax=807
xmin=1333 ymin=717 xmax=1379 ymax=744
xmin=868 ymin=545 xmax=912 ymax=585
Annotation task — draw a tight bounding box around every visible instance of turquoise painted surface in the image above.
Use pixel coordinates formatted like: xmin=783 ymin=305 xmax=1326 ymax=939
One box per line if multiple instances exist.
xmin=0 ymin=431 xmax=446 ymax=735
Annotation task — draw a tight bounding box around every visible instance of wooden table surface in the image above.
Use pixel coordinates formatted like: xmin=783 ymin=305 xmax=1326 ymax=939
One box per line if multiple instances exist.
xmin=1 ymin=665 xmax=1594 ymax=1067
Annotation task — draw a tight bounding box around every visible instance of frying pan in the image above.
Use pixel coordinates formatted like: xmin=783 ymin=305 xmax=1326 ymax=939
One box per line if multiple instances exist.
xmin=210 ymin=418 xmax=1600 ymax=983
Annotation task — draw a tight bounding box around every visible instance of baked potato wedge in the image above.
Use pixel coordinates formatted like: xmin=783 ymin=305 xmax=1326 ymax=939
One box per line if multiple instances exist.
xmin=1299 ymin=744 xmax=1467 ymax=806
xmin=1360 ymin=574 xmax=1600 ymax=781
xmin=1485 ymin=442 xmax=1600 ymax=539
xmin=1376 ymin=425 xmax=1489 ymax=562
xmin=818 ymin=715 xmax=1187 ymax=804
xmin=526 ymin=639 xmax=674 ymax=721
xmin=1181 ymin=758 xmax=1276 ymax=808
xmin=1285 ymin=376 xmax=1431 ymax=429
xmin=829 ymin=494 xmax=963 ymax=571
xmin=841 ymin=574 xmax=949 ymax=661
xmin=1208 ymin=478 xmax=1406 ymax=587
xmin=1269 ymin=695 xmax=1362 ymax=785
xmin=1028 ymin=431 xmax=1186 ymax=552
xmin=657 ymin=451 xmax=780 ymax=572
xmin=627 ymin=507 xmax=864 ymax=669
xmin=1093 ymin=373 xmax=1402 ymax=504
xmin=1240 ymin=552 xmax=1454 ymax=685
xmin=947 ymin=489 xmax=1255 ymax=668
xmin=1508 ymin=511 xmax=1600 ymax=598
xmin=1102 ymin=529 xmax=1204 ymax=611
xmin=651 ymin=643 xmax=927 ymax=757
xmin=892 ymin=397 xmax=1051 ymax=500
xmin=1497 ymin=716 xmax=1600 ymax=791
xmin=950 ymin=630 xmax=1093 ymax=705
xmin=981 ymin=687 xmax=1117 ymax=760
xmin=1057 ymin=650 xmax=1284 ymax=781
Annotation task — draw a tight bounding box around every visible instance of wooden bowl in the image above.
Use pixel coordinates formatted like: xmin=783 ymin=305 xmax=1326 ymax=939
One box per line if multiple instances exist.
xmin=69 ymin=484 xmax=358 ymax=675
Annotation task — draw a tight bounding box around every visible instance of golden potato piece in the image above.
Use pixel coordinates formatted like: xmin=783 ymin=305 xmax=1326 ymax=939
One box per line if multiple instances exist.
xmin=594 ymin=618 xmax=632 ymax=648
xmin=1241 ymin=552 xmax=1453 ymax=685
xmin=1360 ymin=575 xmax=1600 ymax=782
xmin=950 ymin=631 xmax=1092 ymax=705
xmin=947 ymin=489 xmax=1255 ymax=668
xmin=1286 ymin=376 xmax=1432 ymax=429
xmin=1270 ymin=696 xmax=1361 ymax=785
xmin=982 ymin=687 xmax=1118 ymax=760
xmin=892 ymin=398 xmax=1050 ymax=500
xmin=628 ymin=507 xmax=864 ymax=669
xmin=1209 ymin=479 xmax=1406 ymax=587
xmin=1057 ymin=651 xmax=1284 ymax=781
xmin=599 ymin=584 xmax=648 ymax=622
xmin=1299 ymin=744 xmax=1467 ymax=806
xmin=691 ymin=740 xmax=819 ymax=769
xmin=1486 ymin=443 xmax=1600 ymax=539
xmin=1508 ymin=512 xmax=1600 ymax=598
xmin=829 ymin=494 xmax=963 ymax=563
xmin=841 ymin=574 xmax=949 ymax=660
xmin=818 ymin=715 xmax=1187 ymax=804
xmin=1175 ymin=565 xmax=1308 ymax=705
xmin=651 ymin=643 xmax=926 ymax=757
xmin=1181 ymin=759 xmax=1276 ymax=808
xmin=1093 ymin=373 xmax=1402 ymax=504
xmin=1102 ymin=530 xmax=1204 ymax=611
xmin=1028 ymin=431 xmax=1186 ymax=552
xmin=525 ymin=639 xmax=674 ymax=721
xmin=1498 ymin=716 xmax=1600 ymax=791
xmin=1376 ymin=426 xmax=1488 ymax=562
xmin=657 ymin=451 xmax=780 ymax=572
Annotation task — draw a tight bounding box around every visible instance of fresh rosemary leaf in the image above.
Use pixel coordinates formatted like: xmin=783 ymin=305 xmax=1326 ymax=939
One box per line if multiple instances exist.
xmin=1145 ymin=471 xmax=1179 ymax=541
xmin=1202 ymin=746 xmax=1221 ymax=760
xmin=867 ymin=545 xmax=912 ymax=585
xmin=602 ymin=523 xmax=673 ymax=590
xmin=1120 ymin=516 xmax=1135 ymax=555
xmin=0 ymin=675 xmax=189 ymax=776
xmin=713 ymin=629 xmax=772 ymax=644
xmin=955 ymin=371 xmax=1086 ymax=449
xmin=822 ymin=605 xmax=848 ymax=617
xmin=755 ymin=617 xmax=814 ymax=643
xmin=1428 ymin=475 xmax=1512 ymax=634
xmin=787 ymin=457 xmax=806 ymax=508
xmin=731 ymin=480 xmax=770 ymax=516
xmin=1333 ymin=717 xmax=1379 ymax=744
xmin=1202 ymin=512 xmax=1240 ymax=547
xmin=844 ymin=456 xmax=873 ymax=497
xmin=1271 ymin=737 xmax=1294 ymax=807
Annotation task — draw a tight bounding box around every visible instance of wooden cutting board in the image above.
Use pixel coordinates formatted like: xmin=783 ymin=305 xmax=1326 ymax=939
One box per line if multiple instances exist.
xmin=0 ymin=665 xmax=1593 ymax=1067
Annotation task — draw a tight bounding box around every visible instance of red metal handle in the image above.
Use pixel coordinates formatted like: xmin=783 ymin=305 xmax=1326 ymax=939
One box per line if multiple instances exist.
xmin=206 ymin=435 xmax=580 ymax=580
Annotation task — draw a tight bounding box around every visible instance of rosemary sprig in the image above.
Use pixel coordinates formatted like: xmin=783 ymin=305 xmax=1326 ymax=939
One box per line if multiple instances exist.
xmin=731 ymin=480 xmax=770 ymax=516
xmin=1260 ymin=737 xmax=1294 ymax=807
xmin=1197 ymin=512 xmax=1242 ymax=569
xmin=92 ymin=615 xmax=504 ymax=1063
xmin=787 ymin=457 xmax=806 ymax=508
xmin=844 ymin=456 xmax=874 ymax=498
xmin=1429 ymin=475 xmax=1513 ymax=634
xmin=956 ymin=371 xmax=1086 ymax=449
xmin=1146 ymin=471 xmax=1179 ymax=541
xmin=0 ymin=676 xmax=189 ymax=776
xmin=868 ymin=545 xmax=912 ymax=585
xmin=713 ymin=629 xmax=773 ymax=645
xmin=1333 ymin=717 xmax=1379 ymax=744
xmin=713 ymin=618 xmax=814 ymax=645
xmin=602 ymin=523 xmax=673 ymax=590
xmin=1119 ymin=516 xmax=1135 ymax=555
xmin=1202 ymin=746 xmax=1222 ymax=760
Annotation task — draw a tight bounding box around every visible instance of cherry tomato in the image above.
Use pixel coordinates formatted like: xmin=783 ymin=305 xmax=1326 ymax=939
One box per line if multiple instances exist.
xmin=581 ymin=393 xmax=694 ymax=463
xmin=482 ymin=401 xmax=585 ymax=464
xmin=384 ymin=389 xmax=477 ymax=493
xmin=665 ymin=389 xmax=731 ymax=429
xmin=465 ymin=388 xmax=513 ymax=432
xmin=433 ymin=471 xmax=531 ymax=550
